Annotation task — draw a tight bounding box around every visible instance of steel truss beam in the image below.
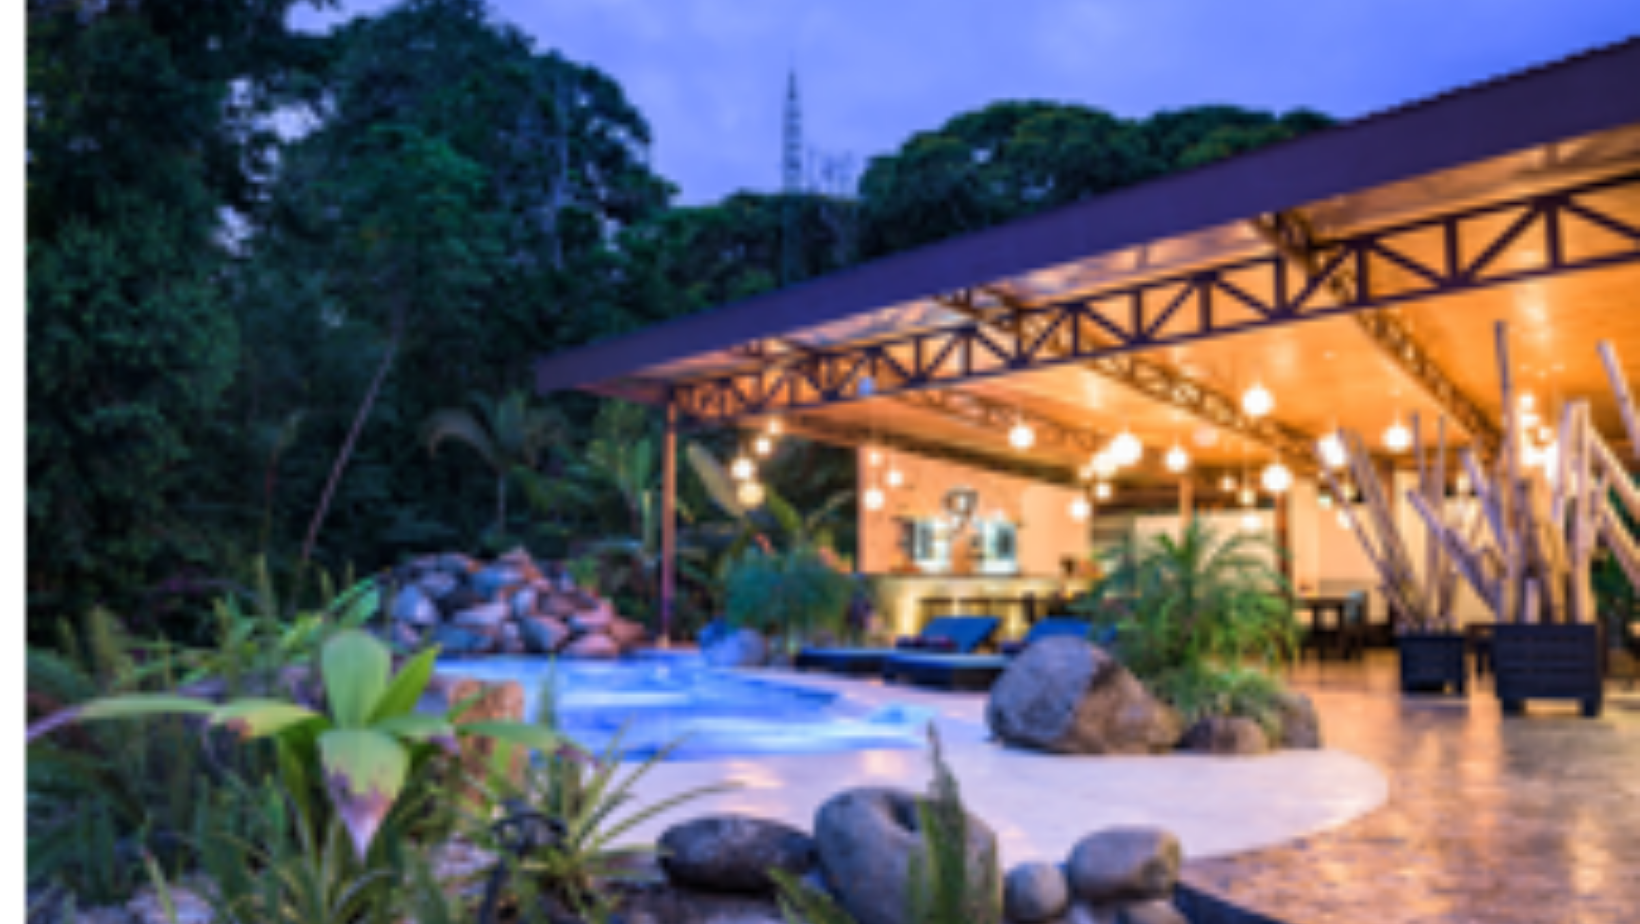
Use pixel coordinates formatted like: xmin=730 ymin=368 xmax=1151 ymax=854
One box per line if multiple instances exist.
xmin=1253 ymin=211 xmax=1503 ymax=453
xmin=673 ymin=171 xmax=1640 ymax=422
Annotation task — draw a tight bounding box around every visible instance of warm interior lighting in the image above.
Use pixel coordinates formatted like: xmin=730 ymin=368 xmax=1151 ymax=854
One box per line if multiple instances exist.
xmin=1069 ymin=496 xmax=1091 ymax=521
xmin=1165 ymin=443 xmax=1190 ymax=473
xmin=1111 ymin=430 xmax=1142 ymax=466
xmin=1092 ymin=451 xmax=1118 ymax=480
xmin=731 ymin=455 xmax=755 ymax=481
xmin=753 ymin=435 xmax=773 ymax=457
xmin=737 ymin=481 xmax=766 ymax=507
xmin=1336 ymin=510 xmax=1352 ymax=530
xmin=1095 ymin=481 xmax=1113 ymax=501
xmin=863 ymin=486 xmax=885 ymax=511
xmin=1221 ymin=475 xmax=1236 ymax=492
xmin=1262 ymin=462 xmax=1293 ymax=494
xmin=1242 ymin=382 xmax=1274 ymax=418
xmin=886 ymin=467 xmax=905 ymax=488
xmin=1318 ymin=432 xmax=1347 ymax=469
xmin=1008 ymin=419 xmax=1036 ymax=451
xmin=867 ymin=447 xmax=883 ymax=467
xmin=1240 ymin=512 xmax=1261 ymax=533
xmin=1384 ymin=418 xmax=1412 ymax=452
xmin=767 ymin=418 xmax=783 ymax=436
xmin=1238 ymin=486 xmax=1255 ymax=507
xmin=1520 ymin=392 xmax=1536 ymax=411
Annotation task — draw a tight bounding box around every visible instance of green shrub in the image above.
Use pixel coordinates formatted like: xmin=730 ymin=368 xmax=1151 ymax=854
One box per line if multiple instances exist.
xmin=1148 ymin=663 xmax=1288 ymax=738
xmin=724 ymin=544 xmax=854 ymax=652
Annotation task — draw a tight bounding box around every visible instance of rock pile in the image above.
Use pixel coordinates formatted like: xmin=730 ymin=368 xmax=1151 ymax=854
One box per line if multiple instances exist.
xmin=1006 ymin=827 xmax=1188 ymax=924
xmin=387 ymin=549 xmax=647 ymax=659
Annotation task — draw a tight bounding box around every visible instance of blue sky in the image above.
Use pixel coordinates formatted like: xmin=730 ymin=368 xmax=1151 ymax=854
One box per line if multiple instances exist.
xmin=300 ymin=0 xmax=1640 ymax=204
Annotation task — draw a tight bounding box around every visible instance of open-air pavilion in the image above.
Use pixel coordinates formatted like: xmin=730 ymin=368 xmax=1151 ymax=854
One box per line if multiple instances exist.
xmin=538 ymin=39 xmax=1640 ymax=657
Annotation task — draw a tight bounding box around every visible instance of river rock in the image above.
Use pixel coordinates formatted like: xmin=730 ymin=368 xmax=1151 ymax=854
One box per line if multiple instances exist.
xmin=607 ymin=615 xmax=647 ymax=649
xmin=440 ymin=583 xmax=485 ymax=613
xmin=437 ymin=552 xmax=478 ymax=574
xmin=452 ymin=602 xmax=510 ymax=630
xmin=471 ymin=565 xmax=525 ymax=600
xmin=430 ymin=624 xmax=493 ymax=656
xmin=658 ymin=815 xmax=815 ymax=893
xmin=1065 ymin=828 xmax=1181 ymax=904
xmin=520 ymin=616 xmax=570 ymax=654
xmin=414 ymin=569 xmax=459 ymax=601
xmin=1115 ymin=899 xmax=1188 ymax=924
xmin=390 ymin=584 xmax=439 ymax=626
xmin=569 ymin=602 xmax=614 ymax=633
xmin=1272 ymin=690 xmax=1321 ymax=749
xmin=1004 ymin=861 xmax=1070 ymax=922
xmin=986 ymin=638 xmax=1182 ymax=755
xmin=1178 ymin=716 xmax=1269 ymax=756
xmin=496 ymin=547 xmax=540 ymax=579
xmin=540 ymin=592 xmax=580 ymax=618
xmin=562 ymin=633 xmax=620 ymax=659
xmin=814 ymin=787 xmax=998 ymax=924
xmin=702 ymin=627 xmax=769 ymax=668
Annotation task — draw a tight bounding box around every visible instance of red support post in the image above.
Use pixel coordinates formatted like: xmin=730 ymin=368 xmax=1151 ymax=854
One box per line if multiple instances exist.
xmin=661 ymin=399 xmax=678 ymax=645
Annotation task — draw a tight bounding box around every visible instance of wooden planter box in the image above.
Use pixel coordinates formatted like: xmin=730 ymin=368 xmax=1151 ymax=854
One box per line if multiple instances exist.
xmin=1398 ymin=632 xmax=1468 ymax=695
xmin=1492 ymin=623 xmax=1604 ymax=717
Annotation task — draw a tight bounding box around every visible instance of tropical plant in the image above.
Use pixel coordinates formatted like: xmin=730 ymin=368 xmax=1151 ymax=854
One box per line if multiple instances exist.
xmin=724 ymin=544 xmax=855 ymax=654
xmin=63 ymin=630 xmax=563 ymax=860
xmin=1146 ymin=662 xmax=1288 ymax=738
xmin=425 ymin=390 xmax=562 ymax=535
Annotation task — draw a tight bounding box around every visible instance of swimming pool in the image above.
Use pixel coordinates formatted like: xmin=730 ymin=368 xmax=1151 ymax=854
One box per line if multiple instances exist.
xmin=435 ymin=652 xmax=935 ymax=761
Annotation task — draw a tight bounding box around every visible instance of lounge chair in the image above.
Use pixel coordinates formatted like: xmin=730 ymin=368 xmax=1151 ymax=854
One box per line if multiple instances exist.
xmin=793 ymin=615 xmax=1001 ymax=676
xmin=880 ymin=617 xmax=1094 ymax=691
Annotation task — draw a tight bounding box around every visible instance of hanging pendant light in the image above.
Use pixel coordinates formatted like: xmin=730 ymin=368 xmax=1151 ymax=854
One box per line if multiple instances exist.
xmin=1242 ymin=382 xmax=1274 ymax=418
xmin=867 ymin=447 xmax=883 ymax=467
xmin=886 ymin=466 xmax=905 ymax=488
xmin=1008 ymin=418 xmax=1035 ymax=450
xmin=1261 ymin=462 xmax=1293 ymax=494
xmin=1092 ymin=451 xmax=1118 ymax=481
xmin=753 ymin=435 xmax=774 ymax=457
xmin=863 ymin=486 xmax=885 ymax=511
xmin=737 ymin=481 xmax=766 ymax=507
xmin=731 ymin=454 xmax=755 ymax=481
xmin=1095 ymin=481 xmax=1113 ymax=501
xmin=1111 ymin=430 xmax=1142 ymax=466
xmin=1220 ymin=475 xmax=1237 ymax=493
xmin=1317 ymin=432 xmax=1347 ymax=469
xmin=1238 ymin=486 xmax=1256 ymax=507
xmin=767 ymin=418 xmax=783 ymax=436
xmin=1384 ymin=417 xmax=1412 ymax=453
xmin=1165 ymin=443 xmax=1190 ymax=473
xmin=1069 ymin=496 xmax=1091 ymax=521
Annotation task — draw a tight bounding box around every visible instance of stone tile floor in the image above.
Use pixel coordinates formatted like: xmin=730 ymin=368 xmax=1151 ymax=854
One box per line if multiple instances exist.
xmin=1181 ymin=652 xmax=1640 ymax=924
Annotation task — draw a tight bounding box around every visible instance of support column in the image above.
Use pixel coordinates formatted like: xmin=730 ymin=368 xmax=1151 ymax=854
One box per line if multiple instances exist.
xmin=660 ymin=399 xmax=678 ymax=646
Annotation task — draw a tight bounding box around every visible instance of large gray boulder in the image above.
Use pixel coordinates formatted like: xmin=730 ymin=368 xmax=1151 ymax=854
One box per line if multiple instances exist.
xmin=1272 ymin=690 xmax=1322 ymax=749
xmin=1065 ymin=828 xmax=1181 ymax=904
xmin=1004 ymin=861 xmax=1070 ymax=922
xmin=658 ymin=815 xmax=815 ymax=894
xmin=702 ymin=627 xmax=769 ymax=668
xmin=1178 ymin=716 xmax=1269 ymax=756
xmin=985 ymin=638 xmax=1182 ymax=754
xmin=814 ymin=787 xmax=998 ymax=924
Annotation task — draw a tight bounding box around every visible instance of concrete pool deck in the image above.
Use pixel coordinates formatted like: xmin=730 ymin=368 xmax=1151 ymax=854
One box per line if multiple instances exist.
xmin=621 ymin=666 xmax=1390 ymax=865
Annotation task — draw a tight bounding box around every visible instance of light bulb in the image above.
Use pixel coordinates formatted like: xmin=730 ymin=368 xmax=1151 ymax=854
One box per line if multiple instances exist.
xmin=1009 ymin=420 xmax=1035 ymax=450
xmin=1221 ymin=475 xmax=1236 ymax=493
xmin=1242 ymin=382 xmax=1274 ymax=418
xmin=1165 ymin=444 xmax=1189 ymax=473
xmin=1112 ymin=430 xmax=1142 ymax=465
xmin=1095 ymin=482 xmax=1113 ymax=501
xmin=1069 ymin=497 xmax=1091 ymax=521
xmin=1241 ymin=512 xmax=1261 ymax=533
xmin=1092 ymin=452 xmax=1118 ymax=480
xmin=753 ymin=435 xmax=773 ymax=457
xmin=1318 ymin=432 xmax=1347 ymax=469
xmin=737 ymin=481 xmax=766 ymax=507
xmin=867 ymin=448 xmax=883 ymax=467
xmin=1238 ymin=487 xmax=1255 ymax=507
xmin=864 ymin=486 xmax=885 ymax=511
xmin=731 ymin=455 xmax=754 ymax=481
xmin=1384 ymin=419 xmax=1412 ymax=453
xmin=767 ymin=418 xmax=783 ymax=436
xmin=1262 ymin=462 xmax=1293 ymax=494
xmin=886 ymin=467 xmax=904 ymax=488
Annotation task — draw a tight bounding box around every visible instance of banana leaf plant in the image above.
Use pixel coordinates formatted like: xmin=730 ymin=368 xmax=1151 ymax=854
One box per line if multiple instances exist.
xmin=64 ymin=629 xmax=561 ymax=860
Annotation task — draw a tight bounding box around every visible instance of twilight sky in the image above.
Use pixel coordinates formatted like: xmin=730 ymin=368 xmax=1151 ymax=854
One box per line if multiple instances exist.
xmin=300 ymin=0 xmax=1640 ymax=205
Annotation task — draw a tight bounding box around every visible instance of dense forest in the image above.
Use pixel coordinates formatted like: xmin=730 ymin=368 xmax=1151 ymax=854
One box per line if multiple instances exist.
xmin=26 ymin=0 xmax=1332 ymax=639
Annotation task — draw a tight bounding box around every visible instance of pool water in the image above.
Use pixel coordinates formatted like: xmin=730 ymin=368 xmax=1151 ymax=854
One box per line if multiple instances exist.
xmin=435 ymin=652 xmax=935 ymax=761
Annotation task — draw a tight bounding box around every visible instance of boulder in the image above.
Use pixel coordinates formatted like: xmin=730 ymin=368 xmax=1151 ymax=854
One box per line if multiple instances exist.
xmin=390 ymin=584 xmax=439 ymax=626
xmin=1004 ymin=861 xmax=1070 ymax=923
xmin=437 ymin=552 xmax=479 ymax=574
xmin=1178 ymin=717 xmax=1269 ymax=756
xmin=1115 ymin=900 xmax=1188 ymax=924
xmin=496 ymin=546 xmax=540 ymax=580
xmin=440 ymin=584 xmax=486 ymax=614
xmin=416 ymin=569 xmax=460 ymax=602
xmin=985 ymin=638 xmax=1182 ymax=755
xmin=814 ymin=787 xmax=998 ymax=924
xmin=569 ymin=598 xmax=615 ymax=631
xmin=124 ymin=875 xmax=216 ymax=924
xmin=519 ymin=616 xmax=571 ymax=654
xmin=702 ymin=627 xmax=769 ymax=669
xmin=540 ymin=592 xmax=580 ymax=619
xmin=607 ymin=615 xmax=647 ymax=649
xmin=471 ymin=565 xmax=526 ymax=600
xmin=658 ymin=815 xmax=815 ymax=894
xmin=430 ymin=624 xmax=494 ymax=656
xmin=1272 ymin=690 xmax=1322 ymax=749
xmin=562 ymin=633 xmax=620 ymax=659
xmin=445 ymin=679 xmax=527 ymax=803
xmin=452 ymin=602 xmax=510 ymax=630
xmin=1065 ymin=905 xmax=1121 ymax=924
xmin=510 ymin=586 xmax=539 ymax=621
xmin=1065 ymin=828 xmax=1181 ymax=904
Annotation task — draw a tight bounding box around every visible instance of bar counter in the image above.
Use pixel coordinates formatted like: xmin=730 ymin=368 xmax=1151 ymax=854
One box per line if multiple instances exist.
xmin=866 ymin=572 xmax=1094 ymax=638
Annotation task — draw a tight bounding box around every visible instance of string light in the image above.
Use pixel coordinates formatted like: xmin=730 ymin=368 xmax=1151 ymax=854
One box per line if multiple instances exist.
xmin=1384 ymin=417 xmax=1412 ymax=453
xmin=1092 ymin=451 xmax=1118 ymax=480
xmin=1069 ymin=496 xmax=1091 ymax=521
xmin=867 ymin=447 xmax=883 ymax=467
xmin=1008 ymin=418 xmax=1036 ymax=450
xmin=1095 ymin=481 xmax=1113 ymax=501
xmin=1165 ymin=443 xmax=1190 ymax=473
xmin=1318 ymin=432 xmax=1347 ymax=469
xmin=1221 ymin=475 xmax=1237 ymax=493
xmin=886 ymin=466 xmax=905 ymax=488
xmin=1262 ymin=462 xmax=1293 ymax=494
xmin=1336 ymin=510 xmax=1352 ymax=530
xmin=1240 ymin=512 xmax=1261 ymax=533
xmin=864 ymin=486 xmax=885 ymax=511
xmin=753 ymin=435 xmax=773 ymax=457
xmin=1238 ymin=486 xmax=1256 ymax=507
xmin=737 ymin=481 xmax=766 ymax=507
xmin=1242 ymin=382 xmax=1274 ymax=418
xmin=1111 ymin=430 xmax=1142 ymax=466
xmin=767 ymin=418 xmax=783 ymax=436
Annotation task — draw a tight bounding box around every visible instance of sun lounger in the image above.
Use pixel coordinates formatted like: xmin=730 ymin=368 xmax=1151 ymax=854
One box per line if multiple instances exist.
xmin=792 ymin=615 xmax=1001 ymax=676
xmin=880 ymin=617 xmax=1093 ymax=691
